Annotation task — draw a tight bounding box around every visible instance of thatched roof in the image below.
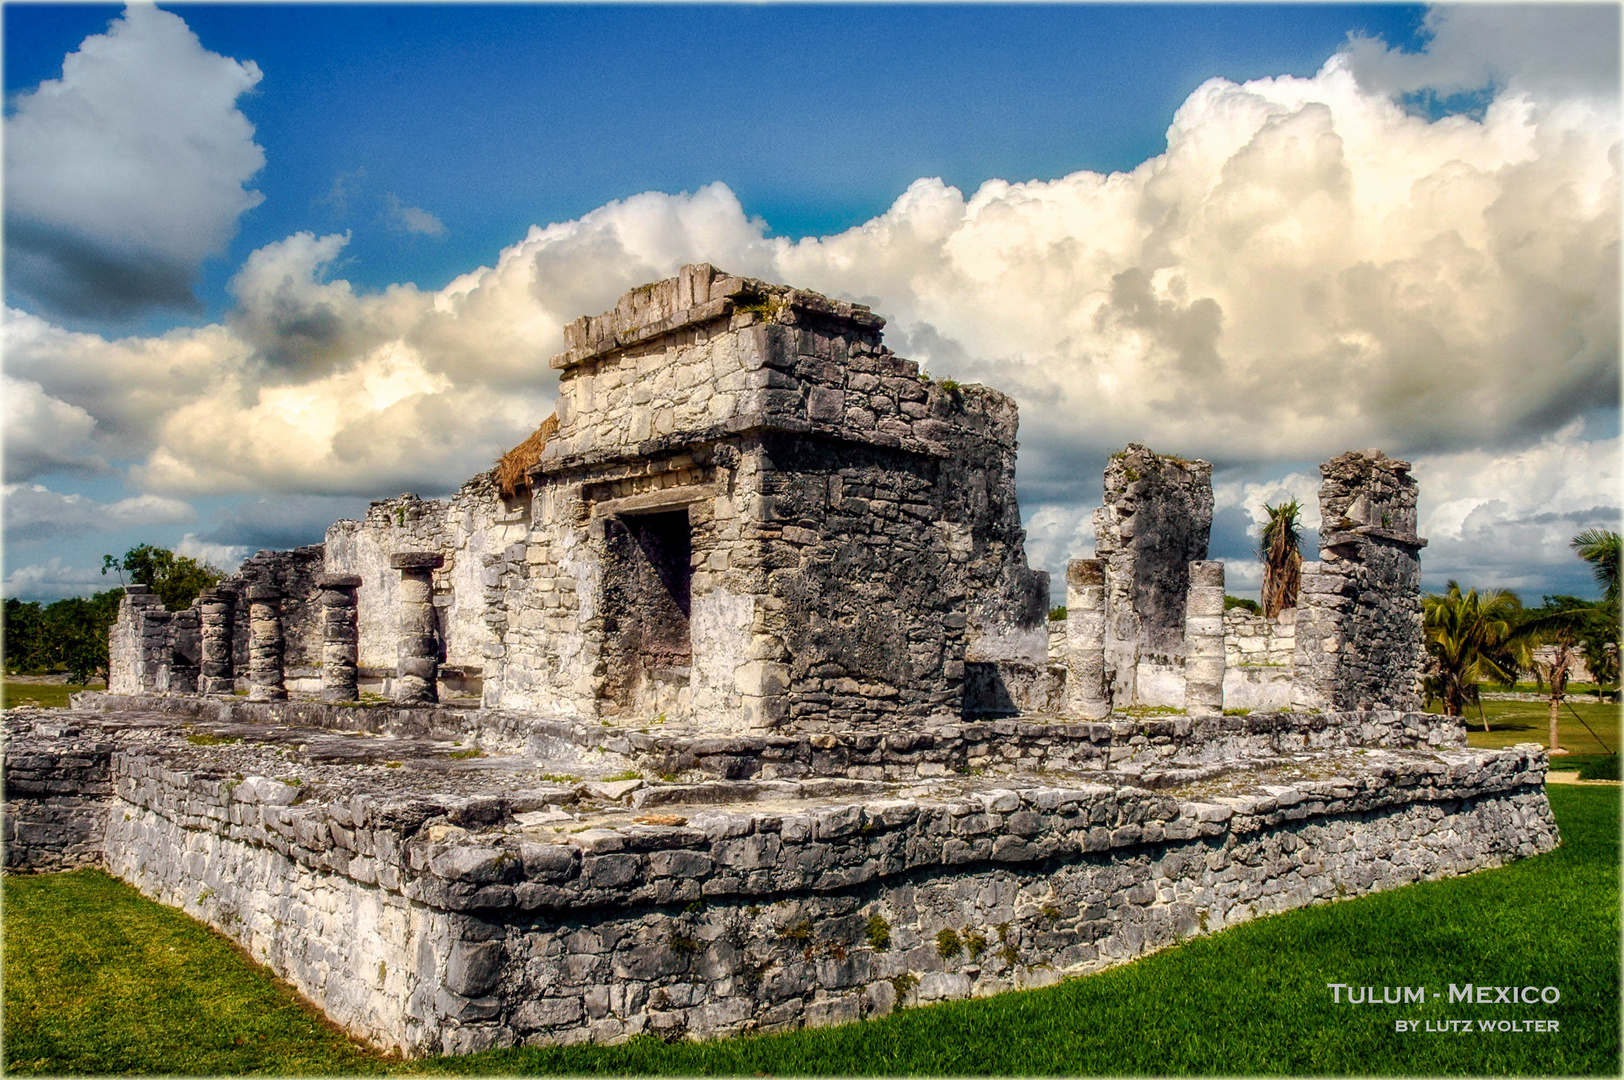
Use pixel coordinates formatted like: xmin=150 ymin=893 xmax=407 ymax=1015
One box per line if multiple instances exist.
xmin=497 ymin=413 xmax=557 ymax=499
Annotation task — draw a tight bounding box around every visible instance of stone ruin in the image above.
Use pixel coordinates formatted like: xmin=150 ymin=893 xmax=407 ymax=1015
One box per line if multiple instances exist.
xmin=6 ymin=266 xmax=1558 ymax=1056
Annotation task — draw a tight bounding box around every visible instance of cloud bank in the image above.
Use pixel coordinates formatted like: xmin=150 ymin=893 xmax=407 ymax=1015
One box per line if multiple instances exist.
xmin=4 ymin=5 xmax=1618 ymax=601
xmin=3 ymin=4 xmax=265 ymax=321
xmin=2 ymin=483 xmax=196 ymax=544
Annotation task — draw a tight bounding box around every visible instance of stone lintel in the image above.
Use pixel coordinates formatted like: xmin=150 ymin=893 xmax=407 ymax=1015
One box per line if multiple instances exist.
xmin=245 ymin=583 xmax=281 ymax=601
xmin=1319 ymin=526 xmax=1429 ymax=551
xmin=389 ymin=552 xmax=445 ymax=572
xmin=317 ymin=573 xmax=365 ymax=589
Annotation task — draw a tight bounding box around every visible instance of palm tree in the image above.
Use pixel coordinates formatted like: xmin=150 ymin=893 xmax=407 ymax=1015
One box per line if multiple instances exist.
xmin=1422 ymin=582 xmax=1521 ymax=726
xmin=1504 ymin=601 xmax=1596 ymax=755
xmin=1571 ymin=528 xmax=1620 ymax=607
xmin=1259 ymin=500 xmax=1303 ymax=619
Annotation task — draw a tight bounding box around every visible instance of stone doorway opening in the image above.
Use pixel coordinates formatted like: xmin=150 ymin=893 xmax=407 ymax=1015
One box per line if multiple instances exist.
xmin=602 ymin=509 xmax=693 ymax=714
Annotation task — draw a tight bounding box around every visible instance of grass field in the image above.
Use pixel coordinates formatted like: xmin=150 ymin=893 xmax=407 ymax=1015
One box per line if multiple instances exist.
xmin=3 ymin=786 xmax=1616 ymax=1076
xmin=1 ymin=681 xmax=103 ymax=709
xmin=1444 ymin=697 xmax=1622 ymax=758
xmin=2 ymin=682 xmax=105 ymax=708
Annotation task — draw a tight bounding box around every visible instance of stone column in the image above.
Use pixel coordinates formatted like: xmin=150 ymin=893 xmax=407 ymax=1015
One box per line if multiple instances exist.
xmin=317 ymin=573 xmax=363 ymax=703
xmin=198 ymin=588 xmax=237 ymax=694
xmin=390 ymin=552 xmax=444 ymax=704
xmin=246 ymin=583 xmax=286 ymax=702
xmin=1184 ymin=561 xmax=1226 ymax=716
xmin=1063 ymin=559 xmax=1111 ymax=719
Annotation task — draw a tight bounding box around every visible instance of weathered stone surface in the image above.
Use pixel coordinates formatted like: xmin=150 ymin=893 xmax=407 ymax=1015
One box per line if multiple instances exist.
xmin=1183 ymin=561 xmax=1225 ymax=716
xmin=1062 ymin=559 xmax=1108 ymax=720
xmin=4 ymin=705 xmax=1558 ymax=1057
xmin=247 ymin=587 xmax=287 ymax=702
xmin=78 ymin=269 xmax=1540 ymax=1060
xmin=393 ymin=553 xmax=443 ymax=705
xmin=1093 ymin=446 xmax=1213 ymax=708
xmin=1294 ymin=451 xmax=1427 ymax=712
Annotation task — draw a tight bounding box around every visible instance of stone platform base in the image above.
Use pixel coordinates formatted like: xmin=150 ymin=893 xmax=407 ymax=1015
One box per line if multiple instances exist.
xmin=4 ymin=702 xmax=1558 ymax=1056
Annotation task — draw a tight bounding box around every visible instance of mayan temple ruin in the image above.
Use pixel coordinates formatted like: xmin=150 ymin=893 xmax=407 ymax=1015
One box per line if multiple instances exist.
xmin=6 ymin=266 xmax=1558 ymax=1056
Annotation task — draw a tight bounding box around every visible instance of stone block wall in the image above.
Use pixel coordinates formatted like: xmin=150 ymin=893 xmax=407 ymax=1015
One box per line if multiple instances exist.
xmin=1224 ymin=609 xmax=1296 ymax=667
xmin=1293 ymin=451 xmax=1427 ymax=711
xmin=325 ymin=471 xmax=530 ymax=677
xmin=1221 ymin=608 xmax=1296 ymax=711
xmin=486 ymin=266 xmax=1048 ymax=729
xmin=228 ymin=546 xmax=328 ymax=683
xmin=2 ymin=719 xmax=114 ymax=870
xmin=108 ymin=586 xmax=170 ymax=694
xmin=1093 ymin=446 xmax=1213 ymax=708
xmin=75 ymin=724 xmax=1552 ymax=1056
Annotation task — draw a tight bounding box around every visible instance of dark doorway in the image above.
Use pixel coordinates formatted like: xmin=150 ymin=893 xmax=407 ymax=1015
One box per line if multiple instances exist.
xmin=601 ymin=510 xmax=693 ymax=710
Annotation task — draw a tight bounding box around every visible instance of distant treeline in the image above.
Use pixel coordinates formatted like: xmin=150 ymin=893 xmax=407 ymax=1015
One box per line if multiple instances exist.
xmin=3 ymin=546 xmax=224 ymax=684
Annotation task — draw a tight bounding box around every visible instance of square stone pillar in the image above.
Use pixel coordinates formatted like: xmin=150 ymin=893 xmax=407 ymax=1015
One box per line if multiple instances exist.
xmin=1292 ymin=450 xmax=1428 ymax=711
xmin=166 ymin=607 xmax=201 ymax=693
xmin=391 ymin=552 xmax=444 ymax=704
xmin=1062 ymin=559 xmax=1111 ymax=719
xmin=1183 ymin=561 xmax=1226 ymax=716
xmin=246 ymin=583 xmax=287 ymax=702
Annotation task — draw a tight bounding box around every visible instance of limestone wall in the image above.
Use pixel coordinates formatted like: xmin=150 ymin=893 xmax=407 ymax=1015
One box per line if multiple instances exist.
xmin=487 ymin=266 xmax=1047 ymax=728
xmin=108 ymin=587 xmax=169 ymax=694
xmin=1221 ymin=609 xmax=1297 ymax=711
xmin=226 ymin=546 xmax=327 ymax=685
xmin=1093 ymin=446 xmax=1213 ymax=708
xmin=80 ymin=727 xmax=1552 ymax=1055
xmin=1293 ymin=451 xmax=1426 ymax=711
xmin=1 ymin=721 xmax=113 ymax=871
xmin=324 ymin=472 xmax=530 ymax=679
xmin=1224 ymin=609 xmax=1296 ymax=667
xmin=66 ymin=692 xmax=1469 ymax=783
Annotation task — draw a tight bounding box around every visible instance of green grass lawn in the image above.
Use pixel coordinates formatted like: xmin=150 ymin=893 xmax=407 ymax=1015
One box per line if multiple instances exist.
xmin=4 ymin=787 xmax=1617 ymax=1076
xmin=1 ymin=681 xmax=104 ymax=709
xmin=1442 ymin=696 xmax=1622 ymax=758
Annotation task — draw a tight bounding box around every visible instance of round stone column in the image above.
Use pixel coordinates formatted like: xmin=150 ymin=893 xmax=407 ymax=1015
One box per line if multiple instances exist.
xmin=246 ymin=583 xmax=287 ymax=702
xmin=390 ymin=552 xmax=444 ymax=704
xmin=317 ymin=573 xmax=363 ymax=703
xmin=198 ymin=587 xmax=237 ymax=694
xmin=1063 ymin=558 xmax=1111 ymax=719
xmin=1184 ymin=560 xmax=1226 ymax=716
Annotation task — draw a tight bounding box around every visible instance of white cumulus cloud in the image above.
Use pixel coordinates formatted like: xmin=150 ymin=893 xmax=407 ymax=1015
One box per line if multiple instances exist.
xmin=2 ymin=557 xmax=117 ymax=602
xmin=174 ymin=533 xmax=249 ymax=572
xmin=3 ymin=3 xmax=265 ymax=320
xmin=5 ymin=11 xmax=1617 ymax=598
xmin=2 ymin=482 xmax=196 ymax=544
xmin=1412 ymin=420 xmax=1621 ymax=595
xmin=3 ymin=376 xmax=108 ymax=480
xmin=1344 ymin=4 xmax=1620 ymax=101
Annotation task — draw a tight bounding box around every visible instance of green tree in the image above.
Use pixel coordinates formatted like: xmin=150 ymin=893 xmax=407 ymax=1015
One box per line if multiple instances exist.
xmin=1423 ymin=582 xmax=1521 ymax=726
xmin=44 ymin=591 xmax=125 ymax=684
xmin=2 ymin=591 xmax=125 ymax=683
xmin=1259 ymin=500 xmax=1303 ymax=619
xmin=1504 ymin=597 xmax=1603 ymax=754
xmin=102 ymin=545 xmax=225 ymax=611
xmin=1568 ymin=529 xmax=1620 ymax=702
xmin=1571 ymin=528 xmax=1621 ymax=607
xmin=3 ymin=598 xmax=47 ymax=673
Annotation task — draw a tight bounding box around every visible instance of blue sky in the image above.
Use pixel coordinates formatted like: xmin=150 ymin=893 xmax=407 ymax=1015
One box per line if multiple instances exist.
xmin=3 ymin=3 xmax=1619 ymax=605
xmin=6 ymin=3 xmax=1433 ymax=326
